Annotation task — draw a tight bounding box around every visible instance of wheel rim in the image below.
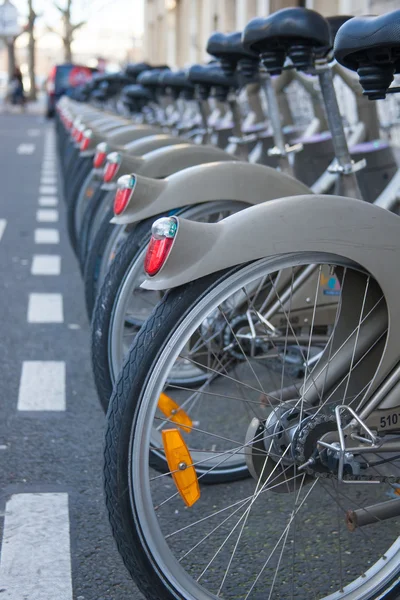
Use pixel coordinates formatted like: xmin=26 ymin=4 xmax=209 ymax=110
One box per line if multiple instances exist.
xmin=127 ymin=254 xmax=400 ymax=600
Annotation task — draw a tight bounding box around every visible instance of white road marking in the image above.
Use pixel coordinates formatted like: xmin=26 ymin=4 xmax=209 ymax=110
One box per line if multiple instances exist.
xmin=38 ymin=196 xmax=58 ymax=207
xmin=31 ymin=255 xmax=61 ymax=276
xmin=27 ymin=293 xmax=63 ymax=323
xmin=34 ymin=228 xmax=59 ymax=244
xmin=41 ymin=176 xmax=57 ymax=185
xmin=37 ymin=209 xmax=58 ymax=222
xmin=0 ymin=219 xmax=6 ymax=242
xmin=27 ymin=128 xmax=41 ymax=136
xmin=16 ymin=143 xmax=35 ymax=155
xmin=0 ymin=493 xmax=72 ymax=598
xmin=18 ymin=361 xmax=65 ymax=410
xmin=39 ymin=185 xmax=57 ymax=195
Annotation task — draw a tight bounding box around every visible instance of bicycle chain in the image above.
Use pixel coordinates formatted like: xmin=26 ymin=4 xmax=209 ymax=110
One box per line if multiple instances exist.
xmin=294 ymin=414 xmax=400 ymax=484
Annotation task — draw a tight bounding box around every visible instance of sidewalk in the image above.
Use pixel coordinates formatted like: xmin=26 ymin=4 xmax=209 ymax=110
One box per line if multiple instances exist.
xmin=0 ymin=94 xmax=46 ymax=116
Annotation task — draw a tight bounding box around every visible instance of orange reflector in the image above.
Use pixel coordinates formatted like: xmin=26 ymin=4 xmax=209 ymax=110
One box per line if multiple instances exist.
xmin=162 ymin=429 xmax=200 ymax=507
xmin=158 ymin=392 xmax=192 ymax=433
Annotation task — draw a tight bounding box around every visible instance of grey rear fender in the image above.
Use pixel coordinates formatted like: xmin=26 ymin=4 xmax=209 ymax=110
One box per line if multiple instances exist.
xmin=111 ymin=160 xmax=311 ymax=225
xmin=142 ymin=195 xmax=400 ymax=291
xmin=123 ymin=134 xmax=188 ymax=155
xmin=107 ymin=125 xmax=163 ymax=147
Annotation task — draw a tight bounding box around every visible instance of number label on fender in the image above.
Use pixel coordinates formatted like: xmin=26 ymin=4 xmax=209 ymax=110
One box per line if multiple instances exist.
xmin=366 ymin=409 xmax=400 ymax=431
xmin=379 ymin=412 xmax=400 ymax=430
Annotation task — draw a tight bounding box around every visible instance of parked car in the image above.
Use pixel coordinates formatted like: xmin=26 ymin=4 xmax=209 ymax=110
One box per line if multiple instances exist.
xmin=46 ymin=63 xmax=97 ymax=118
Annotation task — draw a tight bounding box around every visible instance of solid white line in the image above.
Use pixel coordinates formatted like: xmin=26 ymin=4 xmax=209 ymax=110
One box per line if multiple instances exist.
xmin=39 ymin=186 xmax=57 ymax=195
xmin=37 ymin=209 xmax=58 ymax=222
xmin=27 ymin=293 xmax=63 ymax=323
xmin=34 ymin=228 xmax=59 ymax=244
xmin=0 ymin=493 xmax=72 ymax=598
xmin=18 ymin=361 xmax=65 ymax=410
xmin=17 ymin=143 xmax=35 ymax=155
xmin=38 ymin=196 xmax=58 ymax=207
xmin=0 ymin=219 xmax=6 ymax=242
xmin=31 ymin=255 xmax=61 ymax=276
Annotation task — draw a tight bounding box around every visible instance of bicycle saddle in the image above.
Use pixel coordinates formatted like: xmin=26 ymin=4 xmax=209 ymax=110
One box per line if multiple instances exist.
xmin=90 ymin=89 xmax=107 ymax=101
xmin=188 ymin=64 xmax=236 ymax=89
xmin=334 ymin=10 xmax=400 ymax=99
xmin=122 ymin=84 xmax=153 ymax=101
xmin=326 ymin=15 xmax=353 ymax=43
xmin=207 ymin=31 xmax=258 ymax=63
xmin=242 ymin=8 xmax=331 ymax=73
xmin=159 ymin=69 xmax=194 ymax=90
xmin=124 ymin=62 xmax=151 ymax=79
xmin=137 ymin=69 xmax=169 ymax=88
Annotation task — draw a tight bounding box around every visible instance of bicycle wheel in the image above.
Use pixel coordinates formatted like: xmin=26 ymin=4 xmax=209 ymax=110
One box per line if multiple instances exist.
xmin=93 ymin=201 xmax=248 ymax=414
xmin=105 ymin=253 xmax=400 ymax=600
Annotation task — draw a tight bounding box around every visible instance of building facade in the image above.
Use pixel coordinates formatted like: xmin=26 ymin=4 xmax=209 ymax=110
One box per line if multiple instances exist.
xmin=143 ymin=0 xmax=394 ymax=67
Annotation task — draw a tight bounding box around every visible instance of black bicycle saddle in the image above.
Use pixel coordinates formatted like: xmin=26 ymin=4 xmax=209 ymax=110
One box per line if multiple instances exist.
xmin=326 ymin=15 xmax=353 ymax=44
xmin=207 ymin=31 xmax=258 ymax=63
xmin=137 ymin=69 xmax=170 ymax=88
xmin=334 ymin=10 xmax=400 ymax=99
xmin=188 ymin=64 xmax=236 ymax=88
xmin=124 ymin=63 xmax=151 ymax=80
xmin=242 ymin=8 xmax=331 ymax=73
xmin=122 ymin=84 xmax=153 ymax=101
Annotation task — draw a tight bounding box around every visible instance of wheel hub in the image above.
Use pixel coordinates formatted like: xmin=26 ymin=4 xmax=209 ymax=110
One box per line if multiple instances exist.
xmin=245 ymin=405 xmax=339 ymax=492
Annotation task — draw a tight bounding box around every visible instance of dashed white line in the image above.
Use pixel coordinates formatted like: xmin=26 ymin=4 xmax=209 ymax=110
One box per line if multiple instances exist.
xmin=39 ymin=185 xmax=58 ymax=195
xmin=17 ymin=143 xmax=35 ymax=155
xmin=38 ymin=196 xmax=58 ymax=207
xmin=31 ymin=255 xmax=61 ymax=276
xmin=18 ymin=361 xmax=65 ymax=410
xmin=0 ymin=493 xmax=72 ymax=598
xmin=27 ymin=293 xmax=63 ymax=323
xmin=41 ymin=177 xmax=57 ymax=185
xmin=0 ymin=219 xmax=6 ymax=242
xmin=37 ymin=209 xmax=58 ymax=222
xmin=34 ymin=228 xmax=59 ymax=244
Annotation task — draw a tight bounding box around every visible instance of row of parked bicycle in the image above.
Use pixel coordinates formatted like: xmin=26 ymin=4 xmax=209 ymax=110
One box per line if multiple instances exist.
xmin=56 ymin=7 xmax=400 ymax=600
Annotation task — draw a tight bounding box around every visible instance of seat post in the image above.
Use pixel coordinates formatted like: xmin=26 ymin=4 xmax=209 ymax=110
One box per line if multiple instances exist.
xmin=317 ymin=61 xmax=365 ymax=199
xmin=262 ymin=73 xmax=291 ymax=170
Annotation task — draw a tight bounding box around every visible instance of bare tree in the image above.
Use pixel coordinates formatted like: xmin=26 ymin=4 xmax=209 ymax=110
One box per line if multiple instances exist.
xmin=26 ymin=0 xmax=37 ymax=100
xmin=49 ymin=0 xmax=85 ymax=62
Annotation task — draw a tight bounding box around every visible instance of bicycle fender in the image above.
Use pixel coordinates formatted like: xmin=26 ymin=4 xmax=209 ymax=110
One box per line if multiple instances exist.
xmin=110 ymin=160 xmax=312 ymax=225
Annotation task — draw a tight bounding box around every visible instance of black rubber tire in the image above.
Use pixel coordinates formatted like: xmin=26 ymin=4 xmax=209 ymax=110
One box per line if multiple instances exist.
xmin=91 ymin=218 xmax=153 ymax=413
xmin=104 ymin=268 xmax=400 ymax=600
xmin=66 ymin=173 xmax=100 ymax=255
xmin=78 ymin=188 xmax=109 ymax=273
xmin=83 ymin=206 xmax=128 ymax=319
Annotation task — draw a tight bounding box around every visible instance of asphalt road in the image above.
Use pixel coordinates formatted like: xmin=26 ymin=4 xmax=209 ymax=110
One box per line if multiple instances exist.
xmin=0 ymin=114 xmax=143 ymax=599
xmin=2 ymin=112 xmax=400 ymax=600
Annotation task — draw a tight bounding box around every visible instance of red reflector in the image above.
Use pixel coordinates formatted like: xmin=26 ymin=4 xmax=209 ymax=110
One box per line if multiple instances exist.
xmin=76 ymin=129 xmax=83 ymax=143
xmin=80 ymin=129 xmax=92 ymax=151
xmin=103 ymin=152 xmax=121 ymax=183
xmin=114 ymin=187 xmax=132 ymax=215
xmin=81 ymin=137 xmax=90 ymax=151
xmin=93 ymin=142 xmax=108 ymax=168
xmin=94 ymin=151 xmax=106 ymax=168
xmin=144 ymin=236 xmax=174 ymax=277
xmin=113 ymin=175 xmax=136 ymax=215
xmin=144 ymin=217 xmax=178 ymax=277
xmin=103 ymin=161 xmax=120 ymax=183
